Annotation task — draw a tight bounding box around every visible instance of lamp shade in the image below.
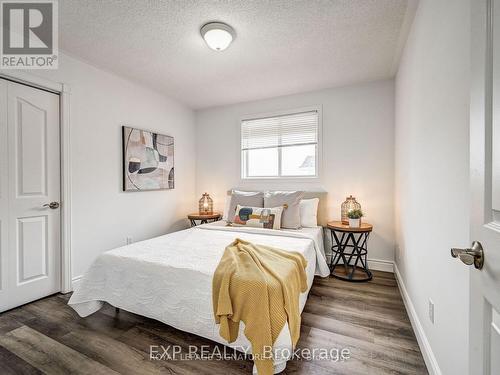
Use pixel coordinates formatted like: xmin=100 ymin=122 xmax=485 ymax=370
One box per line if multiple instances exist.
xmin=198 ymin=192 xmax=213 ymax=215
xmin=200 ymin=22 xmax=235 ymax=51
xmin=341 ymin=195 xmax=361 ymax=224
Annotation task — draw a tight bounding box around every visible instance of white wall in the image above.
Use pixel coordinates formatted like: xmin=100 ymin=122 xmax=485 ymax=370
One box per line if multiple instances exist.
xmin=394 ymin=0 xmax=470 ymax=374
xmin=196 ymin=80 xmax=395 ymax=265
xmin=23 ymin=53 xmax=196 ymax=280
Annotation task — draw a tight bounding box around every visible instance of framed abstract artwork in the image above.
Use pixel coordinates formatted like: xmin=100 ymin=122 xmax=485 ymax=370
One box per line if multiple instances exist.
xmin=122 ymin=126 xmax=174 ymax=191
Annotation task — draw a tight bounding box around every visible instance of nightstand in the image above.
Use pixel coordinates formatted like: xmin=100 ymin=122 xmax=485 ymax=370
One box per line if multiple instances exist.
xmin=188 ymin=213 xmax=222 ymax=227
xmin=326 ymin=221 xmax=373 ymax=282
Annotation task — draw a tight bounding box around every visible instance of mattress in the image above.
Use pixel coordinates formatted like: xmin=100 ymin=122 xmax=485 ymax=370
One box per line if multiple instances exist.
xmin=68 ymin=222 xmax=330 ymax=373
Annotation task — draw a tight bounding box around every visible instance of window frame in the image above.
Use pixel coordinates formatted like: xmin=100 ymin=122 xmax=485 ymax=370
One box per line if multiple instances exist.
xmin=239 ymin=106 xmax=322 ymax=181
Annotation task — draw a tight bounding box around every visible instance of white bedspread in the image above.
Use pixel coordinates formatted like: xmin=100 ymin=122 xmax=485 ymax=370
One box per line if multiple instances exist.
xmin=68 ymin=223 xmax=330 ymax=373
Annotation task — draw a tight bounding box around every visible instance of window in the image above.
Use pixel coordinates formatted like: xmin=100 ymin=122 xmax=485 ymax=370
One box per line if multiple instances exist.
xmin=241 ymin=109 xmax=319 ymax=179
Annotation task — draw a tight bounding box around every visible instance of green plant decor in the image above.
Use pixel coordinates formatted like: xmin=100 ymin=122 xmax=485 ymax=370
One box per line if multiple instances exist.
xmin=347 ymin=209 xmax=363 ymax=219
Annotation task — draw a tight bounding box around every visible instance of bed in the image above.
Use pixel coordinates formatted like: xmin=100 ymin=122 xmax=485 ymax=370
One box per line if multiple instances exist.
xmin=69 ymin=220 xmax=330 ymax=373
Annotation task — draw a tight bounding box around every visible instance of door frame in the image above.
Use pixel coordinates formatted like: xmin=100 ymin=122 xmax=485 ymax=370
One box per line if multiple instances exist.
xmin=0 ymin=70 xmax=73 ymax=294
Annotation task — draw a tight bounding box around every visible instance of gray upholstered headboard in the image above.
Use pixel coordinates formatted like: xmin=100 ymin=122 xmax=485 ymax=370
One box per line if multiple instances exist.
xmin=226 ymin=189 xmax=328 ymax=226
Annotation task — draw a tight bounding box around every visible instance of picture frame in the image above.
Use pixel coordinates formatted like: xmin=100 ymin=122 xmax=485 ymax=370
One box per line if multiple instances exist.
xmin=122 ymin=126 xmax=174 ymax=191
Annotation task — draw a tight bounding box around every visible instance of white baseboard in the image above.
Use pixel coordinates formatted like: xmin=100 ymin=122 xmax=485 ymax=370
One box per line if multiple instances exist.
xmin=367 ymin=258 xmax=394 ymax=273
xmin=71 ymin=275 xmax=83 ymax=291
xmin=394 ymin=264 xmax=441 ymax=375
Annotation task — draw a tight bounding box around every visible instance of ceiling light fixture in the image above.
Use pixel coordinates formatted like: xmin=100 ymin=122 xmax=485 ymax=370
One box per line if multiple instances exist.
xmin=200 ymin=22 xmax=235 ymax=51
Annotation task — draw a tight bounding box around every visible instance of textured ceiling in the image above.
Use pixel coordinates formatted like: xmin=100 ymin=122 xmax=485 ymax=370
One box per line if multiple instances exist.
xmin=59 ymin=0 xmax=414 ymax=109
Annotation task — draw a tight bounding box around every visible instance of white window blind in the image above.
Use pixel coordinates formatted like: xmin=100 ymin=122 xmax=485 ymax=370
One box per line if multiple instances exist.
xmin=241 ymin=110 xmax=319 ymax=178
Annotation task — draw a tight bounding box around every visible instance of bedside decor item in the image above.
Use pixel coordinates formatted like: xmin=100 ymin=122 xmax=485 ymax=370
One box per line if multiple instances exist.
xmin=341 ymin=195 xmax=361 ymax=224
xmin=199 ymin=193 xmax=213 ymax=215
xmin=188 ymin=212 xmax=221 ymax=227
xmin=231 ymin=205 xmax=284 ymax=229
xmin=327 ymin=221 xmax=373 ymax=282
xmin=122 ymin=126 xmax=174 ymax=191
xmin=347 ymin=209 xmax=363 ymax=228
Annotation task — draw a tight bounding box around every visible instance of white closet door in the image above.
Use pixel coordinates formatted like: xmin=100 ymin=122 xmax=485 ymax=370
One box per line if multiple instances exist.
xmin=0 ymin=80 xmax=8 ymax=309
xmin=0 ymin=79 xmax=61 ymax=312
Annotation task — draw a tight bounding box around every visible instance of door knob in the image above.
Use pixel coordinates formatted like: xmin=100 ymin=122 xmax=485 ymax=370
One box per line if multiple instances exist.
xmin=42 ymin=202 xmax=60 ymax=209
xmin=451 ymin=241 xmax=484 ymax=270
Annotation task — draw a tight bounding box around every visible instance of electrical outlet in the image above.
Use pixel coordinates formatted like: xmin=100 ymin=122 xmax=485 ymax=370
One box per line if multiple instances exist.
xmin=428 ymin=299 xmax=435 ymax=324
xmin=126 ymin=237 xmax=133 ymax=245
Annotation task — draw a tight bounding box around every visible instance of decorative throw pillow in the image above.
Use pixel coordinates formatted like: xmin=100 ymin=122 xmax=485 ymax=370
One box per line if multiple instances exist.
xmin=300 ymin=198 xmax=319 ymax=227
xmin=264 ymin=191 xmax=304 ymax=229
xmin=227 ymin=190 xmax=264 ymax=223
xmin=231 ymin=205 xmax=284 ymax=230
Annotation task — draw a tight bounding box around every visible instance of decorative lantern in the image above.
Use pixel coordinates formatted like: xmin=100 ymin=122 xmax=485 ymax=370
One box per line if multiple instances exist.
xmin=341 ymin=195 xmax=361 ymax=224
xmin=198 ymin=193 xmax=213 ymax=215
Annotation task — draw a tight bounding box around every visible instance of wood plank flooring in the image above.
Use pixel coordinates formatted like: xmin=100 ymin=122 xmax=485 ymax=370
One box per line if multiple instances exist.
xmin=0 ymin=270 xmax=428 ymax=374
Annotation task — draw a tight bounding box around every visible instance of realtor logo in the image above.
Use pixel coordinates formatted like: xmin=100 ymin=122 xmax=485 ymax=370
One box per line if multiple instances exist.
xmin=0 ymin=0 xmax=58 ymax=69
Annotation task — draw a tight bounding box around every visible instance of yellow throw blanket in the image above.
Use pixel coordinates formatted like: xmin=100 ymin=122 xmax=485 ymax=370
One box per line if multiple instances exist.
xmin=212 ymin=238 xmax=308 ymax=375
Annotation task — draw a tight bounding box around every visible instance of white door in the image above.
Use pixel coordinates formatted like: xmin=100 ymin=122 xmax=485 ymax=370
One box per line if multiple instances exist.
xmin=468 ymin=0 xmax=500 ymax=374
xmin=0 ymin=78 xmax=61 ymax=312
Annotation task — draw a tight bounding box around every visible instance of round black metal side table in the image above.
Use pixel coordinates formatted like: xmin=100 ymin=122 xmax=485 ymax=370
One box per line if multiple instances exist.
xmin=327 ymin=221 xmax=373 ymax=282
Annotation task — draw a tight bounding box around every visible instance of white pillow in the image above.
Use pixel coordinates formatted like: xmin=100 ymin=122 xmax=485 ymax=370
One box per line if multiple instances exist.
xmin=222 ymin=196 xmax=231 ymax=221
xmin=231 ymin=205 xmax=284 ymax=230
xmin=300 ymin=198 xmax=319 ymax=227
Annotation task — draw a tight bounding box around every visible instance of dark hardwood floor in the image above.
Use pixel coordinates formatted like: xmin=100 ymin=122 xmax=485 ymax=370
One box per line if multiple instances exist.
xmin=0 ymin=270 xmax=428 ymax=375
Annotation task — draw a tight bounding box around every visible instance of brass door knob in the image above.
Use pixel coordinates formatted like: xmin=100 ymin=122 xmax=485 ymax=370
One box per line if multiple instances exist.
xmin=451 ymin=241 xmax=484 ymax=269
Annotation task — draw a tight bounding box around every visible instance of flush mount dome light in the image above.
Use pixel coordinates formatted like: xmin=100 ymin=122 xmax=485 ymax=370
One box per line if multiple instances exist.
xmin=200 ymin=22 xmax=235 ymax=51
